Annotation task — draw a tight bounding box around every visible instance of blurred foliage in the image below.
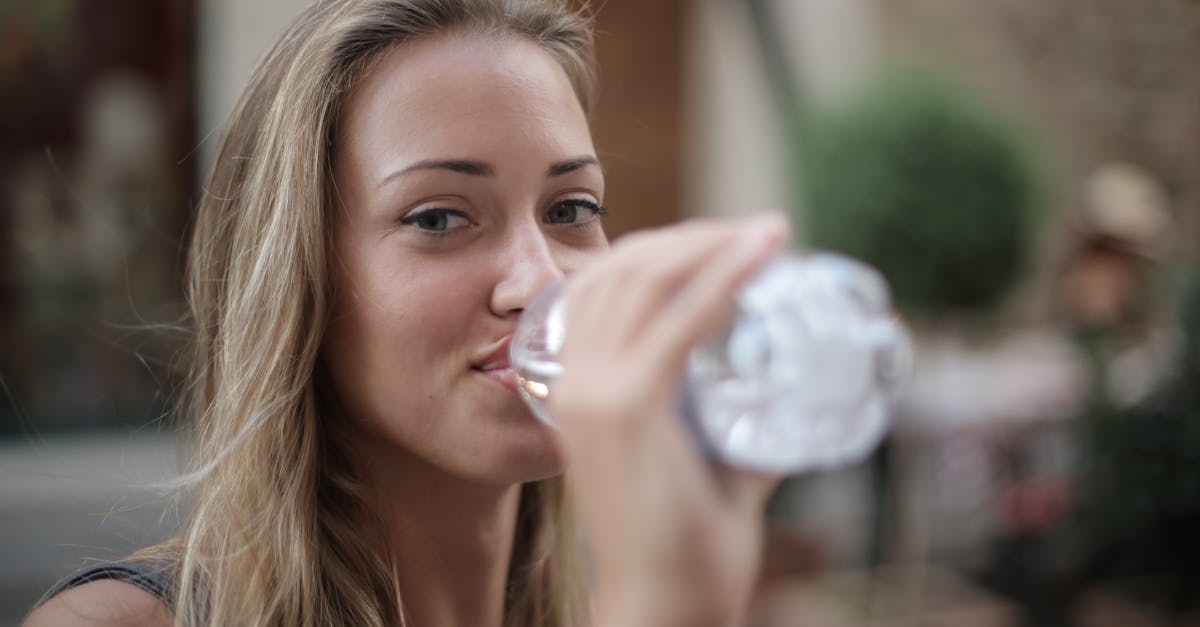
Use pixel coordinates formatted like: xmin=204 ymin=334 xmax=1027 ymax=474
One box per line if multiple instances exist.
xmin=796 ymin=69 xmax=1045 ymax=315
xmin=1072 ymin=265 xmax=1200 ymax=612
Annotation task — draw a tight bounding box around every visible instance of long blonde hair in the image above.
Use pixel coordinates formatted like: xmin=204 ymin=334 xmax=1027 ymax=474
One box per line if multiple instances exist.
xmin=140 ymin=1 xmax=596 ymax=624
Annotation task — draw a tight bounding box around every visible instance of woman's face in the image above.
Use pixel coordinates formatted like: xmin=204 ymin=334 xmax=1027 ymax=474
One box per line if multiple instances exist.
xmin=324 ymin=32 xmax=606 ymax=485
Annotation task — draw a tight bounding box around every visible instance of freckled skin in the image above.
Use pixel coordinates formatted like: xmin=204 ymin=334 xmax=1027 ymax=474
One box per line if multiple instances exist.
xmin=323 ymin=32 xmax=608 ymax=486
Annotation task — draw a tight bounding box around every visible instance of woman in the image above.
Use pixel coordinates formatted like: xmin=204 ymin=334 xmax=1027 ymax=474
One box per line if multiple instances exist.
xmin=26 ymin=0 xmax=785 ymax=625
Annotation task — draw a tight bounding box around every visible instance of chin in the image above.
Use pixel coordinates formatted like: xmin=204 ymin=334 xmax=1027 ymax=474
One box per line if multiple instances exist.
xmin=456 ymin=392 xmax=564 ymax=483
xmin=473 ymin=423 xmax=564 ymax=486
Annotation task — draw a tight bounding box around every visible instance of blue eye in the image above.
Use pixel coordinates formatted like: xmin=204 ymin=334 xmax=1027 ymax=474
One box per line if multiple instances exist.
xmin=400 ymin=208 xmax=470 ymax=232
xmin=545 ymin=199 xmax=605 ymax=225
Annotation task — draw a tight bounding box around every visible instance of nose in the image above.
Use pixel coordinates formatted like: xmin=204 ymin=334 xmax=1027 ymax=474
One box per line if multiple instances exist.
xmin=490 ymin=221 xmax=563 ymax=318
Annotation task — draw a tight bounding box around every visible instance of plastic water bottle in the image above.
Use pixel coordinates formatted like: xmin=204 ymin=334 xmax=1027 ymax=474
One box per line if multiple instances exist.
xmin=509 ymin=252 xmax=911 ymax=474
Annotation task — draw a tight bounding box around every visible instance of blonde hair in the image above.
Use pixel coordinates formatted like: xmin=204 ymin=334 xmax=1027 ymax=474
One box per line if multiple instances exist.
xmin=138 ymin=1 xmax=596 ymax=624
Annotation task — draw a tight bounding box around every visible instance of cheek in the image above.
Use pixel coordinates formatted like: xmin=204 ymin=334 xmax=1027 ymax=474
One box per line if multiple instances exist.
xmin=324 ymin=257 xmax=486 ymax=414
xmin=343 ymin=282 xmax=451 ymax=366
xmin=382 ymin=266 xmax=484 ymax=345
xmin=555 ymin=238 xmax=610 ymax=275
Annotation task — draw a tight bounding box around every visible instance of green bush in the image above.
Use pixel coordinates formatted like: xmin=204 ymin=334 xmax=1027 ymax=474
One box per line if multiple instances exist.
xmin=797 ymin=70 xmax=1044 ymax=314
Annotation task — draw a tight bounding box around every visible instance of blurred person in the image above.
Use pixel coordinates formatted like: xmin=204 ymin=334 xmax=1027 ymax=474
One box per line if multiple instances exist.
xmin=1057 ymin=163 xmax=1177 ymax=409
xmin=1058 ymin=163 xmax=1170 ymax=336
xmin=23 ymin=0 xmax=785 ymax=626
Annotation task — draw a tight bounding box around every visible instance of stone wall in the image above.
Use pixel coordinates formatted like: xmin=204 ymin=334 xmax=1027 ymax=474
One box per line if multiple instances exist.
xmin=881 ymin=0 xmax=1200 ymax=247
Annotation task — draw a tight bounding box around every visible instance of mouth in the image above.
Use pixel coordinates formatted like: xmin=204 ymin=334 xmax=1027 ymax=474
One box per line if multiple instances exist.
xmin=473 ymin=364 xmax=520 ymax=394
xmin=472 ymin=336 xmax=520 ymax=394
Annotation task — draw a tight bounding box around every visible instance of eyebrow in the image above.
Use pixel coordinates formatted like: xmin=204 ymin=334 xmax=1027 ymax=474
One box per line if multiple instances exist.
xmin=379 ymin=155 xmax=600 ymax=187
xmin=547 ymin=156 xmax=600 ymax=177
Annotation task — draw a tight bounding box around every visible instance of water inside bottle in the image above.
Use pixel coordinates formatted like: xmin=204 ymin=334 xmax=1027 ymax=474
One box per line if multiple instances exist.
xmin=510 ymin=252 xmax=910 ymax=474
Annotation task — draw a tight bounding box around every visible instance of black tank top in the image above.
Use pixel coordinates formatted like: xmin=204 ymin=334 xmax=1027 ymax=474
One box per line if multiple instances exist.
xmin=47 ymin=561 xmax=175 ymax=609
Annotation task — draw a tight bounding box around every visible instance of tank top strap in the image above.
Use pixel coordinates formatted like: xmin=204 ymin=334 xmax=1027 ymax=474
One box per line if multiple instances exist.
xmin=48 ymin=560 xmax=175 ymax=607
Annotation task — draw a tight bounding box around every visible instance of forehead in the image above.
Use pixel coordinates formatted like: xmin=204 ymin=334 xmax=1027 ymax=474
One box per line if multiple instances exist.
xmin=336 ymin=31 xmax=592 ymax=176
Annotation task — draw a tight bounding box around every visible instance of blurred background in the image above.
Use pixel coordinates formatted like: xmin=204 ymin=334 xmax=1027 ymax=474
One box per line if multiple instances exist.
xmin=1 ymin=0 xmax=1198 ymax=624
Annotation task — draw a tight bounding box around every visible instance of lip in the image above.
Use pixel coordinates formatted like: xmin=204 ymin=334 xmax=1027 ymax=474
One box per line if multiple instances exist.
xmin=476 ymin=366 xmax=520 ymax=394
xmin=472 ymin=336 xmax=520 ymax=394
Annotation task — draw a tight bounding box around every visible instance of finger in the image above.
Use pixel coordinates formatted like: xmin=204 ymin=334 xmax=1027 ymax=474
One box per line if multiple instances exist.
xmin=565 ymin=220 xmax=747 ymax=347
xmin=643 ymin=214 xmax=788 ymax=373
xmin=716 ymin=465 xmax=783 ymax=510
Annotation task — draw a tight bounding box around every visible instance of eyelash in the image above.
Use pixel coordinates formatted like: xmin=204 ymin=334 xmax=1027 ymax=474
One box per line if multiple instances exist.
xmin=398 ymin=207 xmax=472 ymax=237
xmin=399 ymin=199 xmax=607 ymax=236
xmin=548 ymin=198 xmax=608 ymax=228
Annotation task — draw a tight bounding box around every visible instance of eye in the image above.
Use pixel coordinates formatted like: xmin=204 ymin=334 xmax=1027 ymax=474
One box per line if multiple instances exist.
xmin=399 ymin=207 xmax=472 ymax=233
xmin=544 ymin=199 xmax=606 ymax=225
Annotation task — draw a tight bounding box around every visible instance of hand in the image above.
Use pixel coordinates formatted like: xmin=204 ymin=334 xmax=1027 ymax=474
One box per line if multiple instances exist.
xmin=550 ymin=214 xmax=789 ymax=627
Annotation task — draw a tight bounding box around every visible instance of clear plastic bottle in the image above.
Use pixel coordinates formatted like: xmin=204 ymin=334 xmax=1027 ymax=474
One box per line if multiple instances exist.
xmin=510 ymin=251 xmax=911 ymax=474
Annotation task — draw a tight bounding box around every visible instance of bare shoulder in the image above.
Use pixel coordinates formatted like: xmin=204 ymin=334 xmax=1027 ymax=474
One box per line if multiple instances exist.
xmin=23 ymin=579 xmax=173 ymax=627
